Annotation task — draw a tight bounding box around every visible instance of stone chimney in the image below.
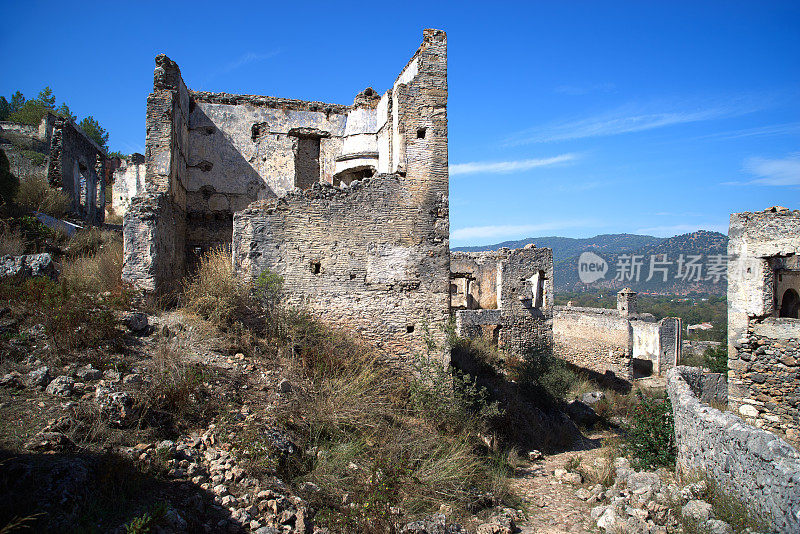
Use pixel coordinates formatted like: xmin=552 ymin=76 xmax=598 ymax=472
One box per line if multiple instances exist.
xmin=617 ymin=287 xmax=637 ymax=317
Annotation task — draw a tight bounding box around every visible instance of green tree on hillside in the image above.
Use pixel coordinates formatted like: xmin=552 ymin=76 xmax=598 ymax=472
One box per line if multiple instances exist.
xmin=56 ymin=102 xmax=76 ymax=121
xmin=0 ymin=149 xmax=20 ymax=206
xmin=37 ymin=87 xmax=56 ymax=109
xmin=78 ymin=116 xmax=109 ymax=151
xmin=9 ymin=91 xmax=25 ymax=114
xmin=0 ymin=97 xmax=9 ymax=121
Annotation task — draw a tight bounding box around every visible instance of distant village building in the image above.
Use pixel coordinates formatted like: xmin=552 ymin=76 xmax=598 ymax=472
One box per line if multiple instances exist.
xmin=554 ymin=288 xmax=682 ymax=379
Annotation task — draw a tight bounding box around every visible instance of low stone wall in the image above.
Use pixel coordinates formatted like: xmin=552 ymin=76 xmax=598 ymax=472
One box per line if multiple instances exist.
xmin=667 ymin=366 xmax=800 ymax=532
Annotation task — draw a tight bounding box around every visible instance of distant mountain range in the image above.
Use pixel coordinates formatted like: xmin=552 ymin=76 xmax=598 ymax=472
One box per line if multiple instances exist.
xmin=453 ymin=230 xmax=729 ymax=295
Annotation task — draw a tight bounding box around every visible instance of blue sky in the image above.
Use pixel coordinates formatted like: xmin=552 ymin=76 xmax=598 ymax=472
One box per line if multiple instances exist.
xmin=2 ymin=1 xmax=798 ymax=246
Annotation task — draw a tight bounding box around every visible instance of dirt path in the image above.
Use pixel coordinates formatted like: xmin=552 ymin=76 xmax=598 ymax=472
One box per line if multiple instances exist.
xmin=513 ymin=432 xmax=615 ymax=534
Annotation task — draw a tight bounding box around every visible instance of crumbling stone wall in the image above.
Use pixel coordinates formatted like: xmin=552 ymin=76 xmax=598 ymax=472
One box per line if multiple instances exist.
xmin=122 ymin=55 xmax=190 ymax=292
xmin=452 ymin=247 xmax=554 ymax=356
xmin=728 ymin=207 xmax=800 ymax=446
xmin=111 ymin=153 xmax=145 ymax=217
xmin=231 ymin=30 xmax=449 ymax=366
xmin=668 ymin=366 xmax=800 ymax=532
xmin=554 ymin=305 xmax=632 ymax=377
xmin=554 ymin=290 xmax=681 ymax=379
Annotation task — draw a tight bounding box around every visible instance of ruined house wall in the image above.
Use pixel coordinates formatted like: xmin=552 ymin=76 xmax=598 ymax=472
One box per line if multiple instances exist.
xmin=231 ymin=29 xmax=450 ymax=367
xmin=554 ymin=294 xmax=681 ymax=379
xmin=122 ymin=55 xmax=190 ymax=292
xmin=452 ymin=247 xmax=554 ymax=356
xmin=1 ymin=114 xmax=106 ymax=224
xmin=553 ymin=306 xmax=632 ymax=377
xmin=450 ymin=251 xmax=499 ymax=309
xmin=47 ymin=117 xmax=107 ymax=224
xmin=112 ymin=153 xmax=145 ymax=217
xmin=728 ymin=208 xmax=800 ymax=446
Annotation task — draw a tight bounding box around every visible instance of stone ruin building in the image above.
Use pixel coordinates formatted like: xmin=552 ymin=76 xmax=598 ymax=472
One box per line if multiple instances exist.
xmin=451 ymin=247 xmax=554 ymax=355
xmin=553 ymin=288 xmax=682 ymax=379
xmin=0 ymin=112 xmax=107 ymax=224
xmin=123 ymin=29 xmax=451 ymax=366
xmin=111 ymin=153 xmax=145 ymax=217
xmin=728 ymin=206 xmax=800 ymax=446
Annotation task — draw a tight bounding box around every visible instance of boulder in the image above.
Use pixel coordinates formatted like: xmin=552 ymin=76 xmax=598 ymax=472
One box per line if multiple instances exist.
xmin=123 ymin=312 xmax=148 ymax=333
xmin=25 ymin=431 xmax=75 ymax=452
xmin=75 ymin=364 xmax=102 ymax=381
xmin=567 ymin=400 xmax=599 ymax=426
xmin=704 ymin=519 xmax=733 ymax=534
xmin=95 ymin=388 xmax=135 ymax=427
xmin=45 ymin=376 xmax=75 ymax=396
xmin=581 ymin=391 xmax=605 ymax=405
xmin=682 ymin=500 xmax=713 ymax=524
xmin=24 ymin=366 xmax=51 ymax=388
xmin=0 ymin=253 xmax=57 ymax=280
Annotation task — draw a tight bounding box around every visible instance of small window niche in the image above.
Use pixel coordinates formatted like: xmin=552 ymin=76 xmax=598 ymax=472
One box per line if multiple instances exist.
xmin=416 ymin=127 xmax=426 ymax=139
xmin=310 ymin=260 xmax=321 ymax=275
xmin=406 ymin=324 xmax=415 ymax=333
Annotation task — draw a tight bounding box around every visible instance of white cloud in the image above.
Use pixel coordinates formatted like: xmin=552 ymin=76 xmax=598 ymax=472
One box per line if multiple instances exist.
xmin=741 ymin=154 xmax=800 ymax=186
xmin=506 ymin=98 xmax=764 ymax=146
xmin=690 ymin=122 xmax=800 ymax=142
xmin=635 ymin=223 xmax=729 ymax=237
xmin=451 ymin=220 xmax=594 ymax=241
xmin=449 ymin=153 xmax=578 ymax=176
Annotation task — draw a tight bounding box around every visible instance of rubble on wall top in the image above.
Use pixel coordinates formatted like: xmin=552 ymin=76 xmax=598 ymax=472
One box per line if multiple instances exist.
xmin=190 ymin=91 xmax=351 ymax=115
xmin=237 ymin=173 xmax=405 ymax=214
xmin=353 ymin=87 xmax=382 ymax=108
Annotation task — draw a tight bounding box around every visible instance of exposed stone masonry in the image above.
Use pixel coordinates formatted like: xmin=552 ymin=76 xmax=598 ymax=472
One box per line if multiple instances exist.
xmin=728 ymin=207 xmax=800 ymax=446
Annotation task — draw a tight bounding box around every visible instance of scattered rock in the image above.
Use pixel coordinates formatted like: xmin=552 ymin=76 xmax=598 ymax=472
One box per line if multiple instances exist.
xmin=0 ymin=371 xmax=23 ymax=388
xmin=0 ymin=253 xmax=58 ymax=280
xmin=25 ymin=431 xmax=75 ymax=453
xmin=45 ymin=375 xmax=75 ymax=396
xmin=75 ymin=364 xmax=102 ymax=381
xmin=24 ymin=366 xmax=51 ymax=388
xmin=682 ymin=499 xmax=713 ymax=524
xmin=528 ymin=450 xmax=543 ymax=462
xmin=122 ymin=373 xmax=143 ymax=385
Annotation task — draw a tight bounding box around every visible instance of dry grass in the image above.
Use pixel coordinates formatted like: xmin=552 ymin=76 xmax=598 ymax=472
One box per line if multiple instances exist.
xmin=61 ymin=233 xmax=123 ymax=294
xmin=0 ymin=222 xmax=24 ymax=255
xmin=578 ymin=438 xmax=621 ymax=487
xmin=105 ymin=208 xmax=123 ymax=225
xmin=14 ymin=175 xmax=70 ymax=218
xmin=181 ymin=248 xmax=253 ymax=327
xmin=273 ymin=315 xmax=510 ymax=530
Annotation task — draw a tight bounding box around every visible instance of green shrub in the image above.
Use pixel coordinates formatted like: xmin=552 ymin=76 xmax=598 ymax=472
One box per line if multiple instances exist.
xmin=18 ymin=150 xmax=46 ymax=166
xmin=703 ymin=345 xmax=728 ymax=374
xmin=623 ymin=396 xmax=676 ymax=469
xmin=510 ymin=350 xmax=578 ymax=401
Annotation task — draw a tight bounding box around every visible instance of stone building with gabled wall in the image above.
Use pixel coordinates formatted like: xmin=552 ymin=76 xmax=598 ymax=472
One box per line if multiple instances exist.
xmin=123 ymin=29 xmax=451 ymax=367
xmin=728 ymin=206 xmax=800 ymax=446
